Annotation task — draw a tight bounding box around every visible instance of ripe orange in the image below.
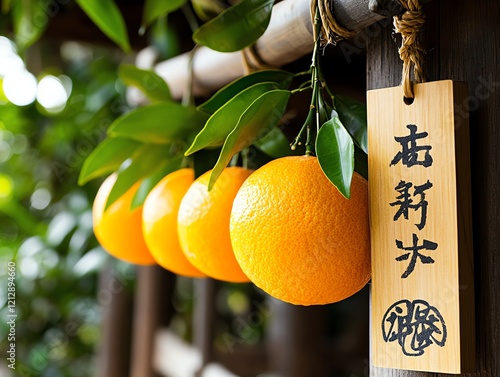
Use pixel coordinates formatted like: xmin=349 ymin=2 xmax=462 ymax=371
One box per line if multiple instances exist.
xmin=142 ymin=169 xmax=204 ymax=277
xmin=177 ymin=167 xmax=253 ymax=283
xmin=93 ymin=174 xmax=155 ymax=265
xmin=230 ymin=156 xmax=371 ymax=305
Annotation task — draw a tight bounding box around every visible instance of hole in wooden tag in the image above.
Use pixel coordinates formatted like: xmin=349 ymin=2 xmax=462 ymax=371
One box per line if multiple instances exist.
xmin=403 ymin=96 xmax=415 ymax=105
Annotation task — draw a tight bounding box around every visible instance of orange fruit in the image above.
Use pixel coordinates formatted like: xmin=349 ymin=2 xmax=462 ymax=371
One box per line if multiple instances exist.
xmin=230 ymin=156 xmax=370 ymax=305
xmin=177 ymin=167 xmax=253 ymax=283
xmin=93 ymin=174 xmax=155 ymax=265
xmin=142 ymin=169 xmax=204 ymax=277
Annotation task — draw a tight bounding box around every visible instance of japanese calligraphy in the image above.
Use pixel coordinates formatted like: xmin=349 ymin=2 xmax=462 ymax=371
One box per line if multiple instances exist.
xmin=390 ymin=124 xmax=436 ymax=278
xmin=390 ymin=124 xmax=433 ymax=168
xmin=382 ymin=299 xmax=447 ymax=357
xmin=390 ymin=180 xmax=433 ymax=230
xmin=395 ymin=234 xmax=437 ymax=278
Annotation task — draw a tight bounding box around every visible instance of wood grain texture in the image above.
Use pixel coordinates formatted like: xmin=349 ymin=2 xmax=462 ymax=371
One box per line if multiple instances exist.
xmin=367 ymin=0 xmax=500 ymax=376
xmin=368 ymin=81 xmax=474 ymax=374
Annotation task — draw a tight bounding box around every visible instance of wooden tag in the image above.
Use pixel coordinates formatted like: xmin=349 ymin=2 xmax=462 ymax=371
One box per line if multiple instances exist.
xmin=367 ymin=80 xmax=475 ymax=374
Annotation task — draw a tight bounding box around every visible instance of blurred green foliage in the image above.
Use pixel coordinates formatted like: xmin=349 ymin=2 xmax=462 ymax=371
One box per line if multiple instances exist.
xmin=0 ymin=42 xmax=129 ymax=377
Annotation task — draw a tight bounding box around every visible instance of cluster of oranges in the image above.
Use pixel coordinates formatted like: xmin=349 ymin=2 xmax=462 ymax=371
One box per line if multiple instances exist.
xmin=92 ymin=156 xmax=371 ymax=305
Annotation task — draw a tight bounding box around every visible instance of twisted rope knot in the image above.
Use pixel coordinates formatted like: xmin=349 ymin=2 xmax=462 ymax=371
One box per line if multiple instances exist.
xmin=241 ymin=45 xmax=274 ymax=74
xmin=394 ymin=0 xmax=426 ymax=99
xmin=311 ymin=0 xmax=356 ymax=46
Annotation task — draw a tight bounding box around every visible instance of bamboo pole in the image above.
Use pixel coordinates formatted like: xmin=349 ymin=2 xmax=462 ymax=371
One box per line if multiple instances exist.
xmin=139 ymin=0 xmax=403 ymax=100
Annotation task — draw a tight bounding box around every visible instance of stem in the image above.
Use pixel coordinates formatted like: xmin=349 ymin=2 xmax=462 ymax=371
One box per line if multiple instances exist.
xmin=291 ymin=107 xmax=313 ymax=150
xmin=305 ymin=125 xmax=313 ymax=156
xmin=290 ymin=3 xmax=324 ymax=155
xmin=229 ymin=153 xmax=239 ymax=167
xmin=182 ymin=45 xmax=199 ymax=107
xmin=181 ymin=156 xmax=194 ymax=169
xmin=241 ymin=148 xmax=250 ymax=169
xmin=182 ymin=3 xmax=199 ymax=33
xmin=180 ymin=3 xmax=200 ymax=107
xmin=291 ymin=84 xmax=312 ymax=94
xmin=294 ymin=68 xmax=313 ymax=77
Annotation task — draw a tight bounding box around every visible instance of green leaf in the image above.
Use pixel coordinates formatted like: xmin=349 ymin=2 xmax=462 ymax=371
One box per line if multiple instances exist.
xmin=149 ymin=17 xmax=181 ymax=59
xmin=198 ymin=70 xmax=294 ymax=114
xmin=334 ymin=95 xmax=367 ymax=154
xmin=192 ymin=0 xmax=227 ymax=21
xmin=12 ymin=0 xmax=50 ymax=52
xmin=2 ymin=0 xmax=11 ymax=13
xmin=186 ymin=82 xmax=279 ymax=155
xmin=316 ymin=115 xmax=355 ymax=199
xmin=75 ymin=0 xmax=131 ymax=52
xmin=253 ymin=127 xmax=290 ymax=158
xmin=79 ymin=138 xmax=142 ymax=185
xmin=105 ymin=144 xmax=175 ymax=209
xmin=130 ymin=156 xmax=183 ymax=210
xmin=141 ymin=0 xmax=186 ymax=30
xmin=118 ymin=65 xmax=172 ymax=103
xmin=108 ymin=103 xmax=209 ymax=144
xmin=193 ymin=0 xmax=274 ymax=52
xmin=209 ymin=89 xmax=290 ymax=189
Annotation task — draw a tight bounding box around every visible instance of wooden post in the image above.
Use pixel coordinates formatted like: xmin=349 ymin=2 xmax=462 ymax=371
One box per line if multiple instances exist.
xmin=193 ymin=278 xmax=218 ymax=377
xmin=97 ymin=267 xmax=133 ymax=377
xmin=130 ymin=266 xmax=175 ymax=377
xmin=366 ymin=0 xmax=500 ymax=375
xmin=266 ymin=298 xmax=327 ymax=377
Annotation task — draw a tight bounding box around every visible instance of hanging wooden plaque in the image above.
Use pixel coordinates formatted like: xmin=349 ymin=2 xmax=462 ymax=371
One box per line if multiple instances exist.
xmin=368 ymin=80 xmax=475 ymax=373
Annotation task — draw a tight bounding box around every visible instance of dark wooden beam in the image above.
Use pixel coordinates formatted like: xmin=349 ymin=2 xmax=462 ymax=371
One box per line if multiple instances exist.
xmin=266 ymin=298 xmax=328 ymax=377
xmin=130 ymin=265 xmax=175 ymax=377
xmin=96 ymin=267 xmax=133 ymax=377
xmin=367 ymin=0 xmax=500 ymax=376
xmin=193 ymin=278 xmax=218 ymax=377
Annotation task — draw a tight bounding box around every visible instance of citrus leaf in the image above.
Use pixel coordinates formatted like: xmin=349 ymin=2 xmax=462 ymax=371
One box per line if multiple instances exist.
xmin=191 ymin=0 xmax=227 ymax=21
xmin=316 ymin=115 xmax=355 ymax=199
xmin=75 ymin=0 xmax=131 ymax=52
xmin=105 ymin=144 xmax=175 ymax=209
xmin=118 ymin=64 xmax=172 ymax=103
xmin=209 ymin=89 xmax=290 ymax=189
xmin=141 ymin=0 xmax=186 ymax=30
xmin=130 ymin=155 xmax=183 ymax=210
xmin=186 ymin=82 xmax=279 ymax=155
xmin=198 ymin=69 xmax=294 ymax=114
xmin=108 ymin=103 xmax=209 ymax=144
xmin=2 ymin=0 xmax=11 ymax=13
xmin=193 ymin=0 xmax=274 ymax=52
xmin=12 ymin=0 xmax=49 ymax=52
xmin=253 ymin=127 xmax=290 ymax=158
xmin=79 ymin=138 xmax=142 ymax=185
xmin=334 ymin=95 xmax=367 ymax=154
